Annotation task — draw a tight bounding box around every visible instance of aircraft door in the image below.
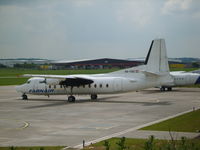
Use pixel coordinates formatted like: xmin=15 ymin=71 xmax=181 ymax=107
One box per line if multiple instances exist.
xmin=32 ymin=80 xmax=37 ymax=90
xmin=113 ymin=78 xmax=122 ymax=92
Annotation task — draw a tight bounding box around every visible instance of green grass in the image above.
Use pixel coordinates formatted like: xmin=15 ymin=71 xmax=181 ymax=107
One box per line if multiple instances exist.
xmin=84 ymin=138 xmax=147 ymax=150
xmin=0 ymin=146 xmax=64 ymax=150
xmin=83 ymin=137 xmax=200 ymax=150
xmin=0 ymin=68 xmax=199 ymax=86
xmin=0 ymin=68 xmax=118 ymax=77
xmin=0 ymin=78 xmax=28 ymax=86
xmin=140 ymin=109 xmax=200 ymax=132
xmin=0 ymin=68 xmax=118 ymax=86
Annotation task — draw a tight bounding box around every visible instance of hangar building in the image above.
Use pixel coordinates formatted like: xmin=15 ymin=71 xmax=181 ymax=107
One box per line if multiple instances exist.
xmin=52 ymin=58 xmax=143 ymax=69
xmin=51 ymin=58 xmax=192 ymax=70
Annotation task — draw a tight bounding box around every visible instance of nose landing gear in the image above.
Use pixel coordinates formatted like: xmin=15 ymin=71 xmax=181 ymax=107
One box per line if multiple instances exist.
xmin=22 ymin=94 xmax=28 ymax=100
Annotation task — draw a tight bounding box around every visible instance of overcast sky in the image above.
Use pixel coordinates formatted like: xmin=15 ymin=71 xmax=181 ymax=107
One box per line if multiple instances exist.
xmin=0 ymin=0 xmax=200 ymax=60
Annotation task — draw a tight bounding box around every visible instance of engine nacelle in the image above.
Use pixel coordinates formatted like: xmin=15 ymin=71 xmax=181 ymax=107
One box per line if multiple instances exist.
xmin=46 ymin=78 xmax=60 ymax=85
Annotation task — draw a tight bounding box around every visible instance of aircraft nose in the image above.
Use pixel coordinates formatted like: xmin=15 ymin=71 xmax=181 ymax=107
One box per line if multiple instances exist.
xmin=15 ymin=85 xmax=23 ymax=93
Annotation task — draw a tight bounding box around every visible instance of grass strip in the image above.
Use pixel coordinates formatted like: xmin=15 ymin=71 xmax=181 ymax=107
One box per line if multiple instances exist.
xmin=0 ymin=68 xmax=118 ymax=86
xmin=140 ymin=109 xmax=200 ymax=132
xmin=0 ymin=146 xmax=64 ymax=150
xmin=0 ymin=69 xmax=118 ymax=77
xmin=83 ymin=137 xmax=200 ymax=150
xmin=0 ymin=78 xmax=28 ymax=86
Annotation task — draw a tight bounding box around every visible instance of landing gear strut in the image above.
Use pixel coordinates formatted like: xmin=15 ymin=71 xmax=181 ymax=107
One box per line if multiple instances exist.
xmin=160 ymin=87 xmax=166 ymax=92
xmin=91 ymin=94 xmax=97 ymax=100
xmin=167 ymin=87 xmax=172 ymax=91
xmin=22 ymin=94 xmax=28 ymax=100
xmin=160 ymin=87 xmax=172 ymax=92
xmin=68 ymin=95 xmax=75 ymax=102
xmin=67 ymin=86 xmax=76 ymax=102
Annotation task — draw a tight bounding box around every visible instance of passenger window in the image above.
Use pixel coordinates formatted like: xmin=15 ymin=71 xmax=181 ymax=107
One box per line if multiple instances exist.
xmin=89 ymin=84 xmax=91 ymax=88
xmin=49 ymin=85 xmax=51 ymax=88
xmin=94 ymin=84 xmax=97 ymax=88
xmin=106 ymin=84 xmax=109 ymax=88
xmin=100 ymin=84 xmax=102 ymax=88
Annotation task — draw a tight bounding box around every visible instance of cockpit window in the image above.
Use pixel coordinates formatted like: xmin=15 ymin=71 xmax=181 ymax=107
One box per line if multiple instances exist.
xmin=27 ymin=80 xmax=31 ymax=84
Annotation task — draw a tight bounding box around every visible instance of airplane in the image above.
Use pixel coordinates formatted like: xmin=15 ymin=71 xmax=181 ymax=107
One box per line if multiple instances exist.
xmin=190 ymin=69 xmax=200 ymax=74
xmin=159 ymin=71 xmax=200 ymax=91
xmin=16 ymin=39 xmax=174 ymax=102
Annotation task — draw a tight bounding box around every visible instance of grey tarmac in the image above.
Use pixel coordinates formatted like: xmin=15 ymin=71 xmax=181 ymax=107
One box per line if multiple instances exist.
xmin=0 ymin=86 xmax=199 ymax=147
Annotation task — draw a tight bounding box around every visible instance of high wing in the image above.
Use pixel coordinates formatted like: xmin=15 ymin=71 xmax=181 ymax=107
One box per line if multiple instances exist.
xmin=23 ymin=74 xmax=94 ymax=86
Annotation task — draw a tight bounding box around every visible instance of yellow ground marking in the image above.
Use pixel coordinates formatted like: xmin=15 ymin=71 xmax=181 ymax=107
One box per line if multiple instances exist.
xmin=0 ymin=118 xmax=29 ymax=130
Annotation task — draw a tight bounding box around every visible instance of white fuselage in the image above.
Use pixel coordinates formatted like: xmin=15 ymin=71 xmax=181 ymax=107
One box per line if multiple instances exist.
xmin=16 ymin=68 xmax=171 ymax=96
xmin=169 ymin=71 xmax=200 ymax=87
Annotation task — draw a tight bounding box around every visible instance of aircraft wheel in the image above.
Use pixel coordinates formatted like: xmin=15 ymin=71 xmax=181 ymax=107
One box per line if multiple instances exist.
xmin=91 ymin=94 xmax=97 ymax=100
xmin=68 ymin=96 xmax=75 ymax=102
xmin=160 ymin=87 xmax=166 ymax=92
xmin=22 ymin=94 xmax=28 ymax=100
xmin=167 ymin=87 xmax=172 ymax=91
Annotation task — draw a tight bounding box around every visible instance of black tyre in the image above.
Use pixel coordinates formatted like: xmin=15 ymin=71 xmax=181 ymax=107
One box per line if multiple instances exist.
xmin=167 ymin=87 xmax=172 ymax=91
xmin=160 ymin=87 xmax=166 ymax=92
xmin=22 ymin=94 xmax=28 ymax=100
xmin=91 ymin=94 xmax=97 ymax=100
xmin=68 ymin=96 xmax=75 ymax=102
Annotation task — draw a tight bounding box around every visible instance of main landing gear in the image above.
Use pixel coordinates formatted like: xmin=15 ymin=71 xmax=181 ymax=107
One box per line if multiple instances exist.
xmin=67 ymin=85 xmax=98 ymax=102
xmin=160 ymin=87 xmax=172 ymax=92
xmin=68 ymin=95 xmax=76 ymax=102
xmin=67 ymin=94 xmax=98 ymax=103
xmin=67 ymin=86 xmax=76 ymax=102
xmin=91 ymin=94 xmax=97 ymax=100
xmin=22 ymin=94 xmax=28 ymax=100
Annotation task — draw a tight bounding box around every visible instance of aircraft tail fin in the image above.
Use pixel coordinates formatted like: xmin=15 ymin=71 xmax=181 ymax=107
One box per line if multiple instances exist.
xmin=110 ymin=39 xmax=170 ymax=78
xmin=144 ymin=39 xmax=169 ymax=74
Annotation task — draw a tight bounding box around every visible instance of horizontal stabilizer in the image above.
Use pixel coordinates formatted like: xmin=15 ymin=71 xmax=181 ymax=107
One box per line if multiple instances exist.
xmin=141 ymin=71 xmax=160 ymax=76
